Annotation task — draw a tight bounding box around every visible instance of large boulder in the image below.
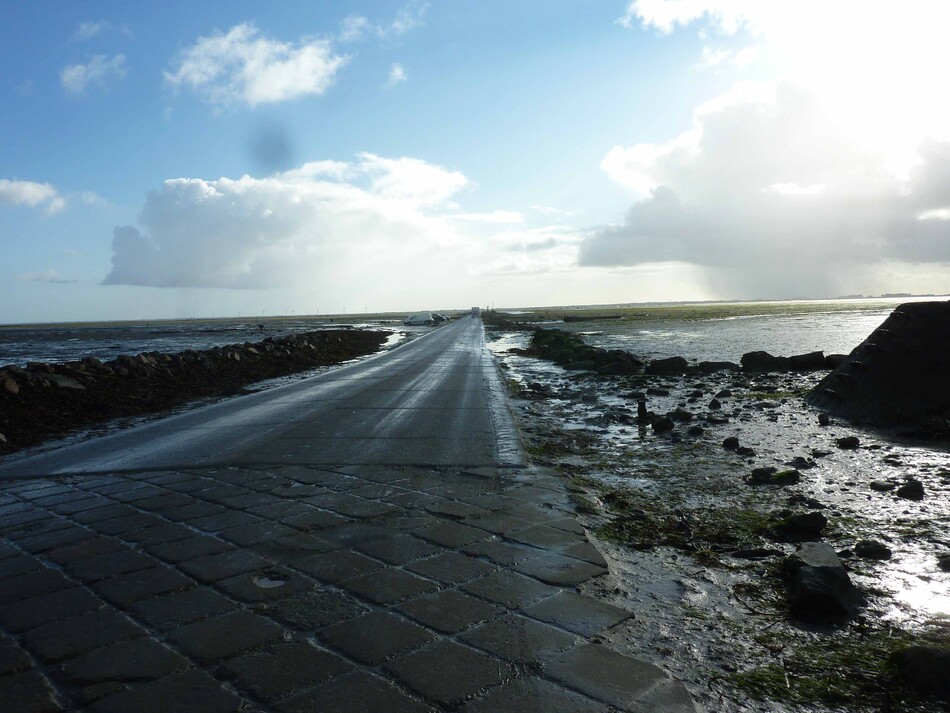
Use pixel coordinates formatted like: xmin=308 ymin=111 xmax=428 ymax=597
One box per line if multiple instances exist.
xmin=806 ymin=301 xmax=950 ymax=433
xmin=890 ymin=646 xmax=950 ymax=700
xmin=741 ymin=351 xmax=791 ymax=372
xmin=646 ymin=356 xmax=689 ymax=376
xmin=782 ymin=542 xmax=863 ymax=623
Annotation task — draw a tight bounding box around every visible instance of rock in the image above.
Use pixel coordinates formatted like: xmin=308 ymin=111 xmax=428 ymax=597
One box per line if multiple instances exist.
xmin=806 ymin=302 xmax=950 ymax=433
xmin=0 ymin=433 xmax=6 ymax=443
xmin=853 ymin=539 xmax=891 ymax=560
xmin=890 ymin=645 xmax=950 ymax=700
xmin=716 ymin=389 xmax=732 ymax=398
xmin=824 ymin=353 xmax=848 ymax=369
xmin=896 ymin=479 xmax=925 ymax=500
xmin=2 ymin=378 xmax=19 ymax=395
xmin=836 ymin=436 xmax=860 ymax=449
xmin=788 ymin=456 xmax=815 ymax=470
xmin=782 ymin=542 xmax=864 ymax=623
xmin=735 ymin=446 xmax=756 ymax=457
xmin=789 ymin=351 xmax=827 ymax=371
xmin=708 ymin=398 xmax=721 ymax=410
xmin=818 ymin=412 xmax=830 ymax=426
xmin=937 ymin=553 xmax=950 ymax=572
xmin=869 ymin=480 xmax=896 ymax=492
xmin=773 ymin=511 xmax=827 ymax=541
xmin=646 ymin=387 xmax=670 ymax=396
xmin=651 ymin=416 xmax=675 ymax=433
xmin=749 ymin=467 xmax=778 ymax=484
xmin=686 ymin=425 xmax=704 ymax=437
xmin=645 ymin=356 xmax=689 ymax=376
xmin=669 ymin=407 xmax=694 ymax=422
xmin=45 ymin=374 xmax=86 ymax=390
xmin=741 ymin=351 xmax=792 ymax=372
xmin=723 ymin=436 xmax=740 ymax=450
xmin=772 ymin=469 xmax=802 ymax=485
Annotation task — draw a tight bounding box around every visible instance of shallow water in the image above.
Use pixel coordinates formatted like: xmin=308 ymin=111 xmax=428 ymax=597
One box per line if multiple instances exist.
xmin=0 ymin=316 xmax=422 ymax=366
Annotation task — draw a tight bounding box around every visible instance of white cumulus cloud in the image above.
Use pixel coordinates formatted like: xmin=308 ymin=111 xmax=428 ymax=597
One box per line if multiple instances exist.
xmin=338 ymin=1 xmax=427 ymax=43
xmin=60 ymin=54 xmax=127 ymax=96
xmin=19 ymin=269 xmax=75 ymax=284
xmin=71 ymin=20 xmax=133 ymax=42
xmin=0 ymin=179 xmax=65 ymax=213
xmin=103 ymin=154 xmax=472 ymax=289
xmin=580 ymin=82 xmax=950 ymax=297
xmin=164 ymin=24 xmax=349 ymax=107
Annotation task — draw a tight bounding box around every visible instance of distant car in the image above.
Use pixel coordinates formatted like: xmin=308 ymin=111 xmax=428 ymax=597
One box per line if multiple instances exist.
xmin=432 ymin=313 xmax=449 ymax=323
xmin=404 ymin=311 xmax=434 ymax=326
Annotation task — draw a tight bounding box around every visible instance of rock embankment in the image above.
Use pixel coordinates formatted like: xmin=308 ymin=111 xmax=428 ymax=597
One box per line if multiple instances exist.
xmin=0 ymin=329 xmax=388 ymax=455
xmin=807 ymin=300 xmax=950 ymax=436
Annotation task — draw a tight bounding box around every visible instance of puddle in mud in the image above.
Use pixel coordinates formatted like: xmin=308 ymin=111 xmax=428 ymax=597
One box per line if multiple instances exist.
xmin=489 ymin=327 xmax=950 ymax=712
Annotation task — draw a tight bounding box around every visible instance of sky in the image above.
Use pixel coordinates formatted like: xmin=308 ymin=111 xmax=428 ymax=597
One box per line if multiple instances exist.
xmin=2 ymin=1 xmax=950 ymax=323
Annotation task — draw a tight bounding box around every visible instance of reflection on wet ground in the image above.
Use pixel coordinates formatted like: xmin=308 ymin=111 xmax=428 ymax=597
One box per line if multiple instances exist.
xmin=489 ymin=327 xmax=949 ymax=712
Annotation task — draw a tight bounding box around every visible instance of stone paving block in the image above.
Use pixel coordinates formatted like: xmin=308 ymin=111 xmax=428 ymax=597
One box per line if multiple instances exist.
xmin=89 ymin=670 xmax=244 ymax=713
xmin=320 ymin=610 xmax=437 ymax=665
xmin=507 ymin=523 xmax=586 ymax=549
xmin=0 ymin=670 xmax=63 ymax=713
xmin=295 ymin=549 xmax=384 ymax=584
xmin=524 ymin=591 xmax=631 ymax=637
xmin=349 ymin=482 xmax=405 ymax=499
xmin=258 ymin=589 xmax=368 ymax=631
xmin=188 ymin=510 xmax=263 ymax=533
xmin=462 ymin=676 xmax=609 ymax=713
xmin=279 ymin=507 xmax=350 ymax=530
xmin=144 ymin=535 xmax=234 ymax=563
xmin=319 ymin=522 xmax=391 ymax=548
xmin=220 ymin=641 xmax=352 ymax=703
xmin=0 ymin=509 xmax=55 ymax=532
xmin=460 ymin=569 xmax=558 ymax=609
xmin=58 ymin=638 xmax=191 ymax=684
xmin=341 ymin=567 xmax=439 ymax=605
xmin=424 ymin=499 xmax=489 ymax=520
xmin=121 ymin=522 xmax=195 ymax=546
xmin=65 ymin=549 xmax=158 ymax=583
xmin=245 ymin=501 xmax=313 ymax=520
xmin=166 ymin=610 xmax=285 ymax=664
xmin=14 ymin=524 xmax=94 ymax=553
xmin=0 ymin=554 xmax=46 ymax=580
xmin=416 ymin=521 xmax=487 ymax=548
xmin=87 ymin=481 xmax=150 ymax=497
xmin=384 ymin=491 xmax=449 ymax=510
xmin=91 ymin=513 xmax=164 ymax=536
xmin=462 ymin=538 xmax=544 ymax=566
xmin=215 ymin=567 xmax=315 ymax=603
xmin=405 ymin=551 xmax=496 ymax=585
xmin=67 ymin=504 xmax=138 ymax=525
xmin=563 ymin=541 xmax=608 ymax=567
xmin=178 ymin=549 xmax=269 ymax=583
xmin=0 ymin=639 xmax=32 ymax=675
xmin=250 ymin=532 xmax=336 ymax=566
xmin=133 ymin=493 xmax=196 ymax=512
xmin=355 ymin=533 xmax=442 ymax=565
xmin=462 ymin=512 xmax=535 ymax=535
xmin=218 ymin=491 xmax=281 ymax=510
xmin=161 ymin=501 xmax=228 ymax=522
xmin=384 ymin=640 xmax=512 ymax=707
xmin=129 ymin=588 xmax=239 ymax=630
xmin=0 ymin=567 xmax=73 ymax=605
xmin=542 ymin=643 xmax=697 ymax=712
xmin=106 ymin=486 xmax=167 ymax=503
xmin=46 ymin=495 xmax=111 ymax=515
xmin=0 ymin=586 xmax=103 ymax=634
xmin=23 ymin=609 xmax=144 ymax=663
xmin=190 ymin=485 xmax=250 ymax=503
xmin=459 ymin=613 xmax=581 ymax=664
xmin=217 ymin=521 xmax=297 ymax=547
xmin=277 ymin=670 xmax=435 ymax=713
xmin=92 ymin=565 xmax=195 ymax=607
xmin=513 ymin=553 xmax=606 ymax=586
xmin=396 ymin=589 xmax=504 ymax=634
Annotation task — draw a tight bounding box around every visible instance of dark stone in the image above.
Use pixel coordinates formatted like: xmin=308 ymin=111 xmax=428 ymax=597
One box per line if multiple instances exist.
xmin=645 ymin=356 xmax=688 ymax=376
xmin=686 ymin=425 xmax=704 ymax=437
xmin=890 ymin=646 xmax=950 ymax=700
xmin=896 ymin=479 xmax=925 ymax=500
xmin=698 ymin=361 xmax=739 ymax=373
xmin=749 ymin=467 xmax=778 ymax=485
xmin=735 ymin=446 xmax=756 ymax=457
xmin=937 ymin=553 xmax=950 ymax=572
xmin=783 ymin=542 xmax=863 ymax=623
xmin=651 ymin=416 xmax=675 ymax=433
xmin=789 ymin=351 xmax=827 ymax=370
xmin=836 ymin=436 xmax=860 ymax=449
xmin=818 ymin=412 xmax=830 ymax=426
xmin=750 ymin=468 xmax=801 ymax=486
xmin=773 ymin=511 xmax=827 ymax=541
xmin=853 ymin=539 xmax=891 ymax=560
xmin=870 ymin=480 xmax=896 ymax=492
xmin=708 ymin=398 xmax=721 ymax=410
xmin=722 ymin=436 xmax=740 ymax=450
xmin=741 ymin=351 xmax=792 ymax=372
xmin=668 ymin=408 xmax=693 ymax=422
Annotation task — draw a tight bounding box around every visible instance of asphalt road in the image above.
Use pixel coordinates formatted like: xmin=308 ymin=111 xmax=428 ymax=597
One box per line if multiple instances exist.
xmin=0 ymin=316 xmax=525 ymax=478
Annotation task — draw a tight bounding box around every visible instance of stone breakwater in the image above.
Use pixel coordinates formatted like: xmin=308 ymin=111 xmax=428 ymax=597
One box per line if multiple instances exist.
xmin=0 ymin=329 xmax=388 ymax=456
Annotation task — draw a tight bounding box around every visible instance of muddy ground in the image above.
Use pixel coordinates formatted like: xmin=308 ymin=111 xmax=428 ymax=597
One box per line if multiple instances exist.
xmin=488 ymin=327 xmax=950 ymax=712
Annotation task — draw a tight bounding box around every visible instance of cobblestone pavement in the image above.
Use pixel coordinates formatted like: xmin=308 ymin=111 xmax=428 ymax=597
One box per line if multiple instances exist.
xmin=0 ymin=463 xmax=697 ymax=712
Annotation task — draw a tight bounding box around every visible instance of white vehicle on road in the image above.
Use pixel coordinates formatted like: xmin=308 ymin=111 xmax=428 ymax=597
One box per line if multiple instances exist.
xmin=404 ymin=311 xmax=435 ymax=326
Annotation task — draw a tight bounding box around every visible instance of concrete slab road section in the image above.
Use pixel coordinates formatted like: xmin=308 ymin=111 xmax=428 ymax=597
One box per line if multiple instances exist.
xmin=0 ymin=315 xmax=699 ymax=711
